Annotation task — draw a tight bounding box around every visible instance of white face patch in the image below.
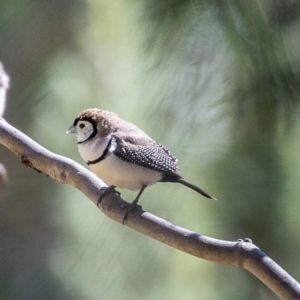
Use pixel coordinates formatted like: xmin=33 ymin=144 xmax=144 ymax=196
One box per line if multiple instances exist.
xmin=76 ymin=120 xmax=94 ymax=143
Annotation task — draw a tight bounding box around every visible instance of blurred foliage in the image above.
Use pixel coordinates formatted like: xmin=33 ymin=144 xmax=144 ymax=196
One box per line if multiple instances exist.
xmin=1 ymin=0 xmax=300 ymax=299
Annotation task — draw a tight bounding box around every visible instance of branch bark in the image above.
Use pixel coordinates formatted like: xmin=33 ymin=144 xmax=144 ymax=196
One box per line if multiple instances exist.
xmin=0 ymin=118 xmax=299 ymax=300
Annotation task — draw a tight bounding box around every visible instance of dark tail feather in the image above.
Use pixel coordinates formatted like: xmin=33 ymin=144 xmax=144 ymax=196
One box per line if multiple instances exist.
xmin=177 ymin=178 xmax=217 ymax=200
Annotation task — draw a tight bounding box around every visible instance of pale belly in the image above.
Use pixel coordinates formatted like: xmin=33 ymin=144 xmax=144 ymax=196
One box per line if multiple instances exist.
xmin=89 ymin=154 xmax=163 ymax=191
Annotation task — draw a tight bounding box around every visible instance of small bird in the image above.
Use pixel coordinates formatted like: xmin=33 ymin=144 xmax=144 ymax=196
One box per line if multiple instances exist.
xmin=67 ymin=108 xmax=216 ymax=220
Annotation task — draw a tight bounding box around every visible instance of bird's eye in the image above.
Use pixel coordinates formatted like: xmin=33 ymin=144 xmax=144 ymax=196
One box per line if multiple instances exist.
xmin=79 ymin=123 xmax=85 ymax=129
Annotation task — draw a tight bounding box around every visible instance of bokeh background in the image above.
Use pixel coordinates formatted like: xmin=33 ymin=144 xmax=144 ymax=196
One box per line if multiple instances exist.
xmin=1 ymin=1 xmax=300 ymax=299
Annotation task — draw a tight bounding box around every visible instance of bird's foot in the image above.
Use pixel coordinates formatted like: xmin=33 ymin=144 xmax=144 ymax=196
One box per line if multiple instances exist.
xmin=122 ymin=202 xmax=142 ymax=225
xmin=97 ymin=185 xmax=120 ymax=207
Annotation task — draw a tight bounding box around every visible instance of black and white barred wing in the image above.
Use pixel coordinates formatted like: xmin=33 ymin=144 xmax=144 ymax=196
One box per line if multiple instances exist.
xmin=113 ymin=138 xmax=179 ymax=174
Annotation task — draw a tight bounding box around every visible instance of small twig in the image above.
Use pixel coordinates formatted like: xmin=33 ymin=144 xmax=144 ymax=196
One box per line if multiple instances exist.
xmin=0 ymin=62 xmax=10 ymax=189
xmin=0 ymin=118 xmax=299 ymax=300
xmin=0 ymin=62 xmax=9 ymax=118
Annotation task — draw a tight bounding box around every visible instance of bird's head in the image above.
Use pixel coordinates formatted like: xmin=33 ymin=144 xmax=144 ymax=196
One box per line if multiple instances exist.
xmin=67 ymin=108 xmax=118 ymax=144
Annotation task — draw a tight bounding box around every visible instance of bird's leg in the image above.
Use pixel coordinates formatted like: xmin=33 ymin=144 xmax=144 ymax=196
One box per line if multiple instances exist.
xmin=97 ymin=185 xmax=121 ymax=207
xmin=122 ymin=184 xmax=147 ymax=224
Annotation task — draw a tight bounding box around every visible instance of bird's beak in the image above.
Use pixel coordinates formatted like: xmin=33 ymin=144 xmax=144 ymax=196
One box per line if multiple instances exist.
xmin=66 ymin=125 xmax=77 ymax=134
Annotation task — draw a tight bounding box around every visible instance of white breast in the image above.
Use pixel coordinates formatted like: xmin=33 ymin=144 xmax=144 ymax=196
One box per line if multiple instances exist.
xmin=89 ymin=154 xmax=163 ymax=191
xmin=78 ymin=135 xmax=111 ymax=162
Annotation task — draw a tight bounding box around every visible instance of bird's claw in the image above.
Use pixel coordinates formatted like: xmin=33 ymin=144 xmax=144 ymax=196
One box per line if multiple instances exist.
xmin=122 ymin=203 xmax=142 ymax=225
xmin=97 ymin=185 xmax=143 ymax=225
xmin=97 ymin=185 xmax=120 ymax=207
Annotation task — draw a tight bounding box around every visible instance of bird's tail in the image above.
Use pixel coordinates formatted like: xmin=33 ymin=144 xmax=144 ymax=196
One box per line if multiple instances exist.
xmin=177 ymin=178 xmax=217 ymax=200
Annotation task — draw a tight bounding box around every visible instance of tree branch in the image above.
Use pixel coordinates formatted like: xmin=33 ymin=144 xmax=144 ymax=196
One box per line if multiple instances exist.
xmin=0 ymin=63 xmax=9 ymax=188
xmin=0 ymin=118 xmax=299 ymax=300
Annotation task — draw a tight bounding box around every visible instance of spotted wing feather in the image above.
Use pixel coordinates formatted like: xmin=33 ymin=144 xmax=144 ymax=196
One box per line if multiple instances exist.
xmin=113 ymin=137 xmax=179 ymax=174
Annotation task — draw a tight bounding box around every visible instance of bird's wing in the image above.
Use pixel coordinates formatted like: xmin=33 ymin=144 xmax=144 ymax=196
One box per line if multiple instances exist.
xmin=113 ymin=135 xmax=179 ymax=174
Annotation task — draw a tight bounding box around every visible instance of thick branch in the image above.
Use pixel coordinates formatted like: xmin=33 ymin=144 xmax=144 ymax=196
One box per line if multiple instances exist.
xmin=0 ymin=118 xmax=299 ymax=300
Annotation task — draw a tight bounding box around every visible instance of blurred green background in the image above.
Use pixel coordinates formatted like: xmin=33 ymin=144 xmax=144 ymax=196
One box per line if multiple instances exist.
xmin=1 ymin=1 xmax=300 ymax=299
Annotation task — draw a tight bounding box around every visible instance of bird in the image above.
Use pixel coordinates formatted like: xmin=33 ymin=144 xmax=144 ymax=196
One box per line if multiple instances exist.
xmin=67 ymin=108 xmax=216 ymax=221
